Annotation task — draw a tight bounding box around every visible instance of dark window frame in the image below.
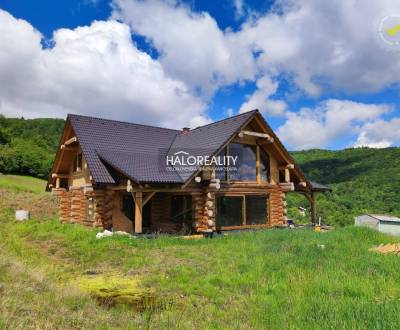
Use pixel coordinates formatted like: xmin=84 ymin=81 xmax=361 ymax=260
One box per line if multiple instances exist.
xmin=216 ymin=194 xmax=269 ymax=228
xmin=73 ymin=152 xmax=83 ymax=173
xmin=216 ymin=143 xmax=271 ymax=183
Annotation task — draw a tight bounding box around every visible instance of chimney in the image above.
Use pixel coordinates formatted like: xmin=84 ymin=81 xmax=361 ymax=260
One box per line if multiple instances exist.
xmin=181 ymin=127 xmax=190 ymax=135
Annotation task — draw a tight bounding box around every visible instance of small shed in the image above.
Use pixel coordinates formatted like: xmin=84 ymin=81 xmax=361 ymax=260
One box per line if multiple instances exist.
xmin=355 ymin=214 xmax=400 ymax=236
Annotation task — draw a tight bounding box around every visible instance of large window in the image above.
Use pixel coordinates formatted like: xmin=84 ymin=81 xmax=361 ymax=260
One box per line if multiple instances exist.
xmin=259 ymin=148 xmax=270 ymax=182
xmin=216 ymin=196 xmax=243 ymax=227
xmin=230 ymin=143 xmax=257 ymax=181
xmin=215 ymin=143 xmax=270 ymax=182
xmin=246 ymin=195 xmax=268 ymax=225
xmin=216 ymin=195 xmax=268 ymax=228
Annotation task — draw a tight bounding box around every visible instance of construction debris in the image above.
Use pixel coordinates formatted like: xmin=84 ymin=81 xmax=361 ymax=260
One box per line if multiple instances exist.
xmin=15 ymin=210 xmax=30 ymax=221
xmin=369 ymin=243 xmax=400 ymax=255
xmin=96 ymin=230 xmax=133 ymax=239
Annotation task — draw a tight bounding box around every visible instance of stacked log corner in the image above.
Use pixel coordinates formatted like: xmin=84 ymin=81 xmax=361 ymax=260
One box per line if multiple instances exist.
xmin=52 ymin=188 xmax=70 ymax=224
xmin=52 ymin=187 xmax=113 ymax=229
xmin=193 ymin=190 xmax=216 ymax=232
xmin=269 ymin=186 xmax=286 ymax=226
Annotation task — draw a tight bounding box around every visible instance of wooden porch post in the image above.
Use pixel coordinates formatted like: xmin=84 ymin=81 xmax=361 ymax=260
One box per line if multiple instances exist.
xmin=134 ymin=191 xmax=143 ymax=234
xmin=310 ymin=192 xmax=317 ymax=225
xmin=284 ymin=168 xmax=290 ymax=183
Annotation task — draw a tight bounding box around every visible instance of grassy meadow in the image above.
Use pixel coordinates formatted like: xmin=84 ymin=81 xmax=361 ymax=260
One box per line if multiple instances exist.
xmin=1 ymin=175 xmax=400 ymax=329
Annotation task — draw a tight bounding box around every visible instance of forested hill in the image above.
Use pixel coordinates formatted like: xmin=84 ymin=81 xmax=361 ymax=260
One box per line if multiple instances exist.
xmin=0 ymin=115 xmax=64 ymax=178
xmin=0 ymin=116 xmax=399 ymax=225
xmin=290 ymin=148 xmax=400 ymax=225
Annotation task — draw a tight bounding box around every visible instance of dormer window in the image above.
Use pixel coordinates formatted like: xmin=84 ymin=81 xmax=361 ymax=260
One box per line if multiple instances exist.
xmin=73 ymin=153 xmax=83 ymax=172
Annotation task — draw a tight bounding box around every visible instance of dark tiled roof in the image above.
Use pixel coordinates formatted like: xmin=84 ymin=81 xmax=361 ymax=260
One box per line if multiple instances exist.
xmin=69 ymin=111 xmax=257 ymax=184
xmin=69 ymin=114 xmax=179 ymax=184
xmin=168 ymin=111 xmax=257 ymax=181
xmin=97 ymin=149 xmax=183 ymax=183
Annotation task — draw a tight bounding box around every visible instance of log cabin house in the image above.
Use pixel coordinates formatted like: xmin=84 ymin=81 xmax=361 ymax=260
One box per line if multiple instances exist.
xmin=47 ymin=110 xmax=330 ymax=234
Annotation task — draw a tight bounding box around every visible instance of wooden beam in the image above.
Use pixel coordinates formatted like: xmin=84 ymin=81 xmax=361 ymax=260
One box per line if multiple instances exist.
xmin=256 ymin=145 xmax=261 ymax=184
xmin=52 ymin=173 xmax=68 ymax=179
xmin=279 ymin=182 xmax=295 ymax=192
xmin=54 ymin=123 xmax=72 ymax=175
xmin=284 ymin=168 xmax=290 ymax=183
xmin=60 ymin=145 xmax=77 ymax=151
xmin=238 ymin=130 xmax=274 ymax=143
xmin=279 ymin=164 xmax=294 ymax=170
xmin=55 ymin=177 xmax=60 ymax=189
xmin=310 ymin=192 xmax=317 ymax=224
xmin=134 ymin=191 xmax=143 ymax=234
xmin=64 ymin=136 xmax=77 ymax=146
xmin=143 ymin=191 xmax=156 ymax=207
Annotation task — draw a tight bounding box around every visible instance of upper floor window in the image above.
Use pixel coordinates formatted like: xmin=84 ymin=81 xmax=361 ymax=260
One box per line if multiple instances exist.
xmin=73 ymin=153 xmax=82 ymax=172
xmin=230 ymin=143 xmax=257 ymax=181
xmin=216 ymin=143 xmax=270 ymax=182
xmin=260 ymin=148 xmax=270 ymax=182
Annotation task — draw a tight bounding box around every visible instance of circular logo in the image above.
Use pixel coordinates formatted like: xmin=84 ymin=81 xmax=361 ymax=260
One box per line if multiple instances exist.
xmin=379 ymin=15 xmax=400 ymax=50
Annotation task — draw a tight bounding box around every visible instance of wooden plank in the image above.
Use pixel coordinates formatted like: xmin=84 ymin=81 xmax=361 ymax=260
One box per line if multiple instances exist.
xmin=53 ymin=123 xmax=72 ymax=175
xmin=219 ymin=224 xmax=271 ymax=230
xmin=134 ymin=191 xmax=143 ymax=234
xmin=256 ymin=145 xmax=261 ymax=184
xmin=238 ymin=130 xmax=274 ymax=142
xmin=242 ymin=195 xmax=246 ymax=225
xmin=143 ymin=191 xmax=156 ymax=207
xmin=284 ymin=168 xmax=290 ymax=183
xmin=64 ymin=136 xmax=77 ymax=146
xmin=52 ymin=173 xmax=69 ymax=179
xmin=310 ymin=192 xmax=317 ymax=224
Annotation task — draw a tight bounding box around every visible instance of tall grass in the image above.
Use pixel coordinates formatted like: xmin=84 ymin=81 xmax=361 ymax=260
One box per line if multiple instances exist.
xmin=1 ymin=175 xmax=400 ymax=328
xmin=2 ymin=214 xmax=400 ymax=328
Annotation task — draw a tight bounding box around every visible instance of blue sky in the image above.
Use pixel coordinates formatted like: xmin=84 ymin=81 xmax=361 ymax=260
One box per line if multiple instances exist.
xmin=0 ymin=0 xmax=400 ymax=150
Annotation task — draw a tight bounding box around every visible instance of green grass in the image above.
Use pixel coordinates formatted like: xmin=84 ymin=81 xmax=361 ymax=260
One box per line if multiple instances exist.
xmin=0 ymin=174 xmax=47 ymax=194
xmin=2 ymin=175 xmax=400 ymax=329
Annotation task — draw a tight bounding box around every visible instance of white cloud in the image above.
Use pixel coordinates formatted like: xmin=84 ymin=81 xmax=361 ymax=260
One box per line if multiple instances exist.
xmin=233 ymin=0 xmax=245 ymax=19
xmin=112 ymin=0 xmax=257 ymax=97
xmin=355 ymin=118 xmax=400 ymax=148
xmin=241 ymin=0 xmax=400 ymax=94
xmin=239 ymin=75 xmax=287 ymax=116
xmin=113 ymin=0 xmax=400 ymax=100
xmin=276 ymin=99 xmax=391 ymax=149
xmin=0 ymin=9 xmax=209 ymax=128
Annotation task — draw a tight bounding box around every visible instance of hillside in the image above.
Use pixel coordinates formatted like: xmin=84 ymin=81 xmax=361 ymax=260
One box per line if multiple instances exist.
xmin=0 ymin=115 xmax=64 ymax=178
xmin=0 ymin=116 xmax=399 ymax=226
xmin=1 ymin=175 xmax=400 ymax=328
xmin=288 ymin=148 xmax=400 ymax=226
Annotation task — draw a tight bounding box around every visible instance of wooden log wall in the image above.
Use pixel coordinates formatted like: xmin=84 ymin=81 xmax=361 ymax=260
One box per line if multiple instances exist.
xmin=268 ymin=186 xmax=286 ymax=226
xmin=93 ymin=189 xmax=114 ymax=229
xmin=52 ymin=187 xmax=114 ymax=229
xmin=52 ymin=188 xmax=70 ymax=224
xmin=193 ymin=190 xmax=215 ymax=232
